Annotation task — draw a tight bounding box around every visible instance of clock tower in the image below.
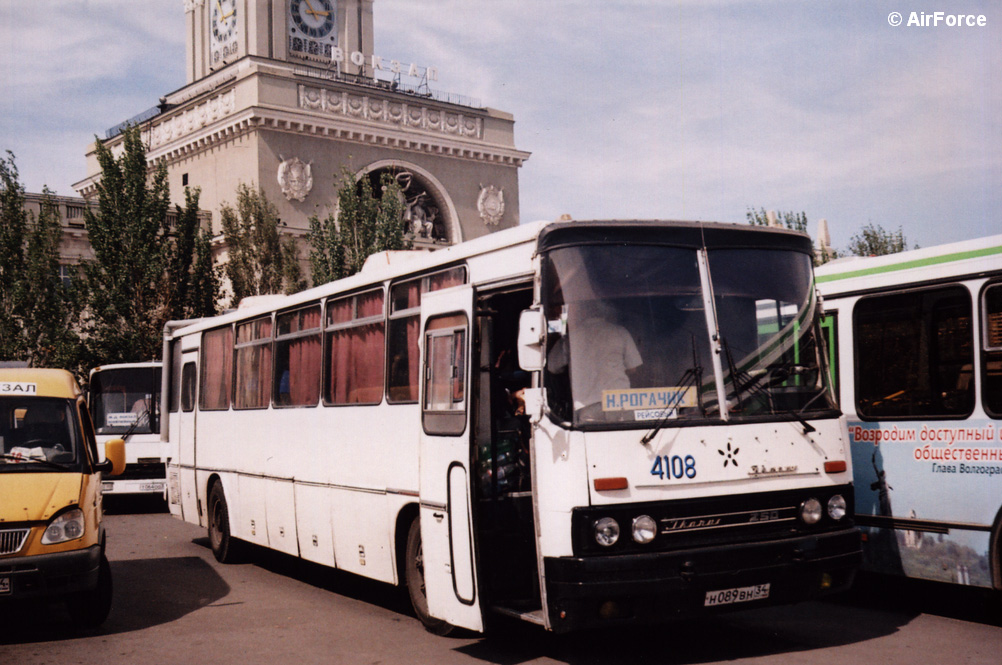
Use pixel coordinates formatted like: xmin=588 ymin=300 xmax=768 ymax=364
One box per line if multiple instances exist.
xmin=79 ymin=0 xmax=528 ymax=276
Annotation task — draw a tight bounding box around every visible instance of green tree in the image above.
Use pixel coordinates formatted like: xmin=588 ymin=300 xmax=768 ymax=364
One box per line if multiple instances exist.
xmin=0 ymin=154 xmax=80 ymax=367
xmin=81 ymin=125 xmax=219 ymax=366
xmin=168 ymin=187 xmax=220 ymax=320
xmin=22 ymin=188 xmax=81 ymax=368
xmin=308 ymin=169 xmax=410 ymax=286
xmin=0 ymin=151 xmax=29 ymax=361
xmin=746 ymin=207 xmax=809 ymax=233
xmin=220 ymin=183 xmax=304 ymax=306
xmin=81 ymin=126 xmax=173 ymax=365
xmin=847 ymin=223 xmax=912 ymax=257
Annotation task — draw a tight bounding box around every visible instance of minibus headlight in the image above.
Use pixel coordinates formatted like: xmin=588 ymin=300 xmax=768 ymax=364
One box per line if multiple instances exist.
xmin=799 ymin=498 xmax=822 ymax=525
xmin=632 ymin=515 xmax=657 ymax=544
xmin=828 ymin=494 xmax=847 ymax=521
xmin=594 ymin=517 xmax=620 ymax=547
xmin=42 ymin=508 xmax=85 ymax=545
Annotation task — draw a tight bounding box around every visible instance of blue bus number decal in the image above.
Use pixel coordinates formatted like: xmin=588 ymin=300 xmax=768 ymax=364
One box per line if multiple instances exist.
xmin=651 ymin=454 xmax=697 ymax=480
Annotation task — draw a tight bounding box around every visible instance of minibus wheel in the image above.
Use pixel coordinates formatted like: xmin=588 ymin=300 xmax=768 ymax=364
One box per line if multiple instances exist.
xmin=67 ymin=553 xmax=112 ymax=629
xmin=405 ymin=516 xmax=453 ymax=635
xmin=208 ymin=482 xmax=239 ymax=563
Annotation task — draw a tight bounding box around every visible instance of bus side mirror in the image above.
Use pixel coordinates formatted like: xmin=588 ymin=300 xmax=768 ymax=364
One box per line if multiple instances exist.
xmin=517 ymin=308 xmax=544 ymax=372
xmin=100 ymin=438 xmax=126 ymax=476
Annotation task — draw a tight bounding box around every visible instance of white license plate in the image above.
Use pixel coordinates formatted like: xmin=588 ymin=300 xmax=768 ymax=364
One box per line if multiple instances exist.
xmin=704 ymin=583 xmax=770 ymax=607
xmin=101 ymin=482 xmax=114 ymax=492
xmin=140 ymin=481 xmax=166 ymax=492
xmin=0 ymin=576 xmax=10 ymax=595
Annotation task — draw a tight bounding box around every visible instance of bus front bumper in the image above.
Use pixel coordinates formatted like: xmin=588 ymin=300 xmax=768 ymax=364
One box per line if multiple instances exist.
xmin=0 ymin=545 xmax=102 ymax=603
xmin=543 ymin=527 xmax=861 ymax=632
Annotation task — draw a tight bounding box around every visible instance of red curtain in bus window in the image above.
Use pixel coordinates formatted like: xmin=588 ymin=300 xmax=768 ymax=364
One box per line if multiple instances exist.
xmin=200 ymin=327 xmax=232 ymax=410
xmin=288 ymin=333 xmax=321 ymax=405
xmin=350 ymin=322 xmax=385 ymax=403
xmin=387 ymin=315 xmax=419 ymax=402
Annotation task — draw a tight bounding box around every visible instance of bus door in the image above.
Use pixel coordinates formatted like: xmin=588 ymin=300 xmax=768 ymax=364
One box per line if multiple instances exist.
xmin=418 ymin=285 xmax=483 ymax=632
xmin=175 ymin=350 xmax=199 ymax=522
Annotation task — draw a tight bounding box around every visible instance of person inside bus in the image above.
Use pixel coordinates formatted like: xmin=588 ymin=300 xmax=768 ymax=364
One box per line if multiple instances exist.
xmin=548 ymin=300 xmax=643 ymax=421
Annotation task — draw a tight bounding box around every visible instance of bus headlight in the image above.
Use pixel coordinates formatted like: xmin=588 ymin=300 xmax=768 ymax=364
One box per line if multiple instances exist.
xmin=594 ymin=517 xmax=620 ymax=547
xmin=42 ymin=508 xmax=85 ymax=545
xmin=828 ymin=494 xmax=847 ymax=521
xmin=632 ymin=515 xmax=657 ymax=544
xmin=799 ymin=498 xmax=822 ymax=525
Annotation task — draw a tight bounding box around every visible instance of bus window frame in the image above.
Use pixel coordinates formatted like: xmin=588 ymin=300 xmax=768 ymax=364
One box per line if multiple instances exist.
xmin=199 ymin=326 xmax=234 ymax=412
xmin=387 ymin=265 xmax=468 ymax=405
xmin=852 ymin=283 xmax=975 ymax=421
xmin=979 ymin=279 xmax=1002 ymax=418
xmin=273 ymin=303 xmax=323 ymax=409
xmin=323 ymin=287 xmax=386 ymax=407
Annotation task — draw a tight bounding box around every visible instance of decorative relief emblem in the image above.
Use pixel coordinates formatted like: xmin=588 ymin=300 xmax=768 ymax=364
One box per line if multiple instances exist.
xmin=278 ymin=156 xmax=313 ymax=202
xmin=184 ymin=0 xmax=205 ymax=13
xmin=477 ymin=185 xmax=504 ymax=226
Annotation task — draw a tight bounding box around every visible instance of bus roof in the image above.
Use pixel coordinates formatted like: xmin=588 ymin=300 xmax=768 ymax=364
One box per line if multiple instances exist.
xmin=0 ymin=368 xmax=82 ymax=400
xmin=89 ymin=362 xmax=161 ymax=378
xmin=815 ymin=233 xmax=1002 ymax=297
xmin=164 ymin=219 xmax=815 ymax=338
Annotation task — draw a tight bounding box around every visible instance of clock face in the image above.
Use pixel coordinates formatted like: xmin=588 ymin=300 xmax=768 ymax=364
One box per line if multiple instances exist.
xmin=210 ymin=0 xmax=239 ymax=65
xmin=288 ymin=0 xmax=338 ymax=59
xmin=211 ymin=0 xmax=238 ymax=42
xmin=290 ymin=0 xmax=336 ymax=39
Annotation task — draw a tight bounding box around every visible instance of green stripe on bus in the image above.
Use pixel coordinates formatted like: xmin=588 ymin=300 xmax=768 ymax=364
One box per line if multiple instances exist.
xmin=815 ymin=244 xmax=1002 ymax=284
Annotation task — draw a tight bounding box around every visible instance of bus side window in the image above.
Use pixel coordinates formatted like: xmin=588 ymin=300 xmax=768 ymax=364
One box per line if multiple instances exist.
xmin=854 ymin=286 xmax=973 ymax=419
xmin=181 ymin=363 xmax=197 ymax=413
xmin=820 ymin=312 xmax=839 ymax=404
xmin=982 ymin=282 xmax=1002 ymax=417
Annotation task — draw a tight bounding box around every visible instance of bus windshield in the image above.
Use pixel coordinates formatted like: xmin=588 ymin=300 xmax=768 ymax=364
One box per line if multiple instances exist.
xmin=542 ymin=244 xmax=836 ymax=427
xmin=0 ymin=397 xmax=83 ymax=472
xmin=708 ymin=248 xmax=836 ymax=420
xmin=90 ymin=367 xmax=162 ymax=435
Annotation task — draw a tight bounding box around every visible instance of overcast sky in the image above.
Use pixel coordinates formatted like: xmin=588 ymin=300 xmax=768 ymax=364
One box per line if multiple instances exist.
xmin=1 ymin=0 xmax=998 ymax=251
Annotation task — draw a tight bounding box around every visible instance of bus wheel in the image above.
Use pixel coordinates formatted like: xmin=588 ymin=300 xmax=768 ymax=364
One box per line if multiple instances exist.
xmin=405 ymin=516 xmax=453 ymax=636
xmin=67 ymin=552 xmax=112 ymax=629
xmin=208 ymin=482 xmax=239 ymax=563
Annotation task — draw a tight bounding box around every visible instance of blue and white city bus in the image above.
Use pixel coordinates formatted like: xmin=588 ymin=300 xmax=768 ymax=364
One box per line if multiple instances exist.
xmin=816 ymin=234 xmax=1002 ymax=591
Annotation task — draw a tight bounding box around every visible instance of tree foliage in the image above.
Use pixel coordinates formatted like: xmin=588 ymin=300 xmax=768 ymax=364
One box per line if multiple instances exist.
xmin=168 ymin=187 xmax=221 ymax=321
xmin=0 ymin=151 xmax=29 ymax=361
xmin=220 ymin=183 xmax=305 ymax=307
xmin=847 ymin=223 xmax=912 ymax=257
xmin=0 ymin=153 xmax=80 ymax=367
xmin=308 ymin=169 xmax=409 ymax=286
xmin=81 ymin=126 xmax=218 ymax=367
xmin=746 ymin=207 xmax=809 ymax=233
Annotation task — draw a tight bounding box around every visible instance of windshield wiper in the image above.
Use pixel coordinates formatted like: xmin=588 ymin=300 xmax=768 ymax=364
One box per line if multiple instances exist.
xmin=721 ymin=345 xmax=819 ymax=435
xmin=0 ymin=452 xmax=72 ymax=470
xmin=641 ymin=334 xmax=703 ymax=445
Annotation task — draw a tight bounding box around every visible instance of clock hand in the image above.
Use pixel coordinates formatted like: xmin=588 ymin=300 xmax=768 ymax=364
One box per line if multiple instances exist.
xmin=303 ymin=0 xmax=330 ymax=18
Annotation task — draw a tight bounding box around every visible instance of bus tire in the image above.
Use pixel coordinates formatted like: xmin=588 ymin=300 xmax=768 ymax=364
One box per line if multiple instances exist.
xmin=208 ymin=482 xmax=239 ymax=563
xmin=405 ymin=516 xmax=454 ymax=636
xmin=67 ymin=552 xmax=112 ymax=629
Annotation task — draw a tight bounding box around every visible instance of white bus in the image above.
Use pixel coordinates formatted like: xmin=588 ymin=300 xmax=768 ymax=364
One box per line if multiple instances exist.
xmin=815 ymin=234 xmax=1002 ymax=591
xmin=163 ymin=219 xmax=860 ymax=633
xmin=88 ymin=362 xmax=167 ymax=497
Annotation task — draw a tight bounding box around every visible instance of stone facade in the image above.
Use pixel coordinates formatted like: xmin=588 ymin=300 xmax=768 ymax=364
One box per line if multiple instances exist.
xmin=73 ymin=0 xmax=529 ymax=282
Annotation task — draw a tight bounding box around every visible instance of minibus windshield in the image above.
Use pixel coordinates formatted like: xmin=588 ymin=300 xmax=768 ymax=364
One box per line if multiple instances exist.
xmin=0 ymin=397 xmax=83 ymax=472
